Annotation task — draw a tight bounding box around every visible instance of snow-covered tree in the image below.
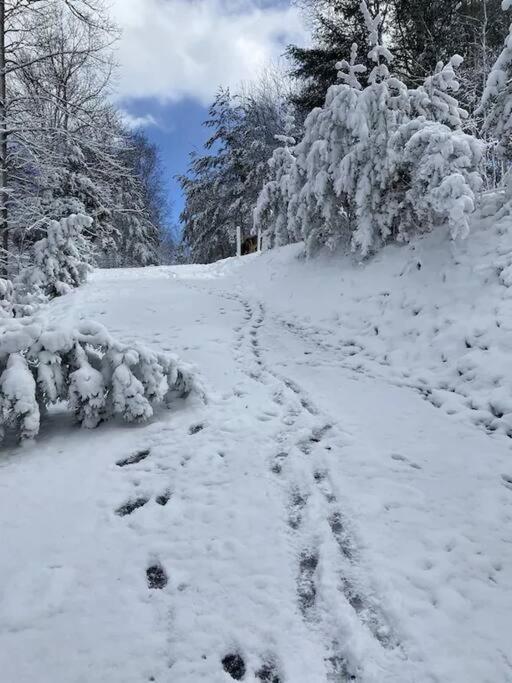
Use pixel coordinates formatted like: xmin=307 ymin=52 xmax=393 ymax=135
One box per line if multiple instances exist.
xmin=254 ymin=110 xmax=299 ymax=248
xmin=21 ymin=214 xmax=92 ymax=299
xmin=479 ymin=7 xmax=512 ymax=159
xmin=181 ymin=74 xmax=295 ymax=263
xmin=113 ymin=130 xmax=166 ymax=267
xmin=255 ymin=1 xmax=483 ymax=257
xmin=409 ymin=56 xmax=469 ymax=128
xmin=289 ymin=0 xmax=508 ymax=122
xmin=179 ymin=89 xmax=243 ymax=263
xmin=0 ymin=0 xmax=118 ymax=277
xmin=0 ymin=2 xmax=163 ymax=277
xmin=340 ymin=3 xmax=410 ymax=254
xmin=286 ymin=0 xmax=381 ymax=117
xmin=389 ymin=119 xmax=483 ymax=242
xmin=257 ymin=2 xmax=408 ymax=255
xmin=255 ymin=44 xmax=366 ymax=253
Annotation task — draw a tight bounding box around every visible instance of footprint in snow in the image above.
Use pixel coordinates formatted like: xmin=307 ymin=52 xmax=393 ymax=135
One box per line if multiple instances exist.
xmin=189 ymin=423 xmax=204 ymax=435
xmin=297 ymin=550 xmax=319 ymax=614
xmin=155 ymin=490 xmax=172 ymax=506
xmin=116 ymin=496 xmax=149 ymax=517
xmin=501 ymin=474 xmax=512 ymax=490
xmin=116 ymin=449 xmax=150 ymax=467
xmin=391 ymin=453 xmax=422 ymax=470
xmin=146 ymin=564 xmax=168 ymax=589
xmin=326 ymin=655 xmax=357 ymax=681
xmin=222 ymin=653 xmax=246 ymax=680
xmin=256 ymin=662 xmax=281 ymax=682
xmin=270 ymin=451 xmax=288 ymax=475
xmin=328 ymin=511 xmax=353 ymax=560
xmin=288 ymin=490 xmax=308 ymax=530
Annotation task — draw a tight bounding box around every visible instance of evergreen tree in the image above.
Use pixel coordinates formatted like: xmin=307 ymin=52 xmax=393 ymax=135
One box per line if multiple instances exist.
xmin=256 ymin=1 xmax=483 ymax=257
xmin=286 ymin=0 xmax=380 ymax=117
xmin=180 ymin=89 xmax=243 ymax=263
xmin=479 ymin=7 xmax=512 ymax=159
xmin=22 ymin=214 xmax=93 ymax=299
xmin=180 ymin=79 xmax=292 ymax=263
xmin=254 ymin=112 xmax=299 ymax=249
xmin=288 ymin=0 xmax=509 ymax=121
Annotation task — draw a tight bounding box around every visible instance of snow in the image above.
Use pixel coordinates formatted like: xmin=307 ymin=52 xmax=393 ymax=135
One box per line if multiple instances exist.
xmin=1 ymin=214 xmax=512 ymax=681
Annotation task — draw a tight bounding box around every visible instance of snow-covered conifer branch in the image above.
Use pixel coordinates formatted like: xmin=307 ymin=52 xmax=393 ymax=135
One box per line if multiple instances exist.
xmin=0 ymin=315 xmax=204 ymax=444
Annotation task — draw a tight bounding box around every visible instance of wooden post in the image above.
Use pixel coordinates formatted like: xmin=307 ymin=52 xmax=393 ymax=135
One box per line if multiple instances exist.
xmin=236 ymin=225 xmax=241 ymax=257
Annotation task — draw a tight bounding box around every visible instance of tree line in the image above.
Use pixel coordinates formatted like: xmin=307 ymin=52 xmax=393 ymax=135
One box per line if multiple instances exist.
xmin=180 ymin=0 xmax=512 ymax=263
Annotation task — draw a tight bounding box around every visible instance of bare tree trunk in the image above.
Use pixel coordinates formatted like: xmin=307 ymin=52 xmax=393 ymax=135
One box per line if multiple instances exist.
xmin=0 ymin=0 xmax=7 ymax=278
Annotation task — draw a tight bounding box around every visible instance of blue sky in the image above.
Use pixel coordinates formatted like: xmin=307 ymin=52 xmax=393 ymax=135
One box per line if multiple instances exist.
xmin=111 ymin=0 xmax=308 ymax=227
xmin=121 ymin=98 xmax=212 ymax=226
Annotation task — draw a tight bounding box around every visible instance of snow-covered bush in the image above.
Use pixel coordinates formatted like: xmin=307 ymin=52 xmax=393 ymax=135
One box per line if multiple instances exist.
xmin=0 ymin=354 xmax=40 ymax=443
xmin=22 ymin=214 xmax=93 ymax=299
xmin=0 ymin=315 xmax=202 ymax=444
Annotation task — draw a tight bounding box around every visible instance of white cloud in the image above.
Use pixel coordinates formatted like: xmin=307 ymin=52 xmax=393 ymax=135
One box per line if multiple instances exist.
xmin=120 ymin=111 xmax=158 ymax=129
xmin=110 ymin=0 xmax=307 ymax=104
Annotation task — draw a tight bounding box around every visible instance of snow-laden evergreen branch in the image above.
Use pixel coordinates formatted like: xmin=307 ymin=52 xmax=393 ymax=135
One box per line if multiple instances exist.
xmin=0 ymin=314 xmax=203 ymax=444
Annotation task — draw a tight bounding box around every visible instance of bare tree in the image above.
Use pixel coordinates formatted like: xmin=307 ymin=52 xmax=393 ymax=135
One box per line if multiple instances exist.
xmin=0 ymin=0 xmax=114 ymax=276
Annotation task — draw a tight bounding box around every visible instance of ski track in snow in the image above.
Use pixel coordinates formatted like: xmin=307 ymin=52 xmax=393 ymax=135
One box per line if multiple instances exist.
xmin=1 ymin=252 xmax=512 ymax=682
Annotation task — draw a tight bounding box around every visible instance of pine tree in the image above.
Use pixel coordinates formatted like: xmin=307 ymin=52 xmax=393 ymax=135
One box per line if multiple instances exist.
xmin=256 ymin=1 xmax=483 ymax=256
xmin=180 ymin=89 xmax=242 ymax=263
xmin=181 ymin=80 xmax=291 ymax=263
xmin=409 ymin=56 xmax=468 ymax=129
xmin=393 ymin=0 xmax=508 ymax=108
xmin=286 ymin=0 xmax=378 ymax=117
xmin=288 ymin=0 xmax=508 ymax=123
xmin=254 ymin=111 xmax=299 ymax=248
xmin=22 ymin=214 xmax=93 ymax=299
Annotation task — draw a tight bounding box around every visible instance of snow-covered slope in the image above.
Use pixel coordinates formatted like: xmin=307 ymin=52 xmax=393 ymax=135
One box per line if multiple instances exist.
xmin=1 ymin=217 xmax=512 ymax=683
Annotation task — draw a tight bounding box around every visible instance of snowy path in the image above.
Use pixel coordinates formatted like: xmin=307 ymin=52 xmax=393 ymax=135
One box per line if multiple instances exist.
xmin=1 ymin=261 xmax=512 ymax=682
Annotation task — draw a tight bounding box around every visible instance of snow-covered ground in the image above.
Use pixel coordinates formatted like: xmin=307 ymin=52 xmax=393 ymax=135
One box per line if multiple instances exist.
xmin=1 ymin=219 xmax=512 ymax=682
